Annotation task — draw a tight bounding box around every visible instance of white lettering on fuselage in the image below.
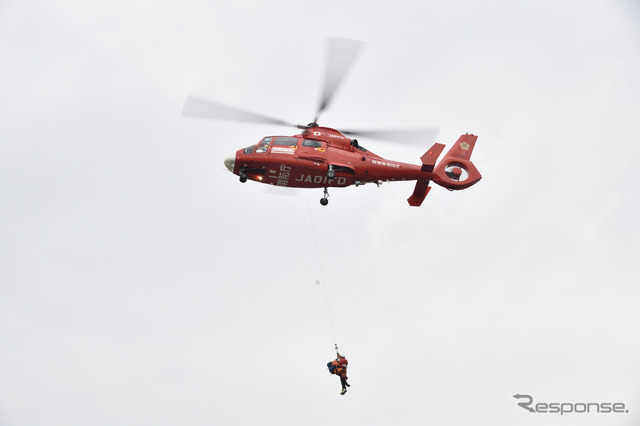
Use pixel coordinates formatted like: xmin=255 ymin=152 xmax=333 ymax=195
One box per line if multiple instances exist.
xmin=277 ymin=164 xmax=291 ymax=186
xmin=272 ymin=147 xmax=295 ymax=154
xmin=372 ymin=160 xmax=400 ymax=168
xmin=294 ymin=174 xmax=347 ymax=185
xmin=313 ymin=131 xmax=346 ymax=141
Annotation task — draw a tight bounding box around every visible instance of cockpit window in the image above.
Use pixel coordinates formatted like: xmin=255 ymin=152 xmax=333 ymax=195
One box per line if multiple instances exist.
xmin=259 ymin=137 xmax=272 ymax=146
xmin=273 ymin=137 xmax=298 ymax=146
xmin=303 ymin=139 xmax=322 ymax=148
xmin=243 ymin=145 xmax=256 ymax=154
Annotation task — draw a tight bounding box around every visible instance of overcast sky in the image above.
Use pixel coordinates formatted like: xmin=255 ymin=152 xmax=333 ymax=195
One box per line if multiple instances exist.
xmin=1 ymin=1 xmax=639 ymax=425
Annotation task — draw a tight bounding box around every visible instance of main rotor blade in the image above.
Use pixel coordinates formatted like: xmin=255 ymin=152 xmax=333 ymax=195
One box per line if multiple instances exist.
xmin=183 ymin=95 xmax=298 ymax=128
xmin=340 ymin=128 xmax=440 ymax=146
xmin=315 ymin=37 xmax=365 ymax=122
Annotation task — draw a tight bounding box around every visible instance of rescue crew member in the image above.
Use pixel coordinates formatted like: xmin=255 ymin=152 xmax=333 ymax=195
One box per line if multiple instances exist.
xmin=327 ymin=351 xmax=350 ymax=395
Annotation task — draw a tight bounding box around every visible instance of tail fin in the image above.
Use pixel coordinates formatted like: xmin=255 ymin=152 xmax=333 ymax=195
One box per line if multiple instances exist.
xmin=407 ymin=143 xmax=445 ymax=206
xmin=419 ymin=143 xmax=445 ymax=172
xmin=406 ymin=134 xmax=481 ymax=206
xmin=442 ymin=133 xmax=477 ymax=161
xmin=432 ymin=134 xmax=482 ymax=190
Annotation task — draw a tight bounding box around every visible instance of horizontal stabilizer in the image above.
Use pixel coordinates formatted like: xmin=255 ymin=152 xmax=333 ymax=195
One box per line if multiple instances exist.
xmin=420 ymin=143 xmax=445 ymax=172
xmin=407 ymin=179 xmax=431 ymax=206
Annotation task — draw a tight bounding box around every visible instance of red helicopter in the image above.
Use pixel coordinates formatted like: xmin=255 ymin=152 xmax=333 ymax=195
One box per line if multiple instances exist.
xmin=184 ymin=38 xmax=481 ymax=206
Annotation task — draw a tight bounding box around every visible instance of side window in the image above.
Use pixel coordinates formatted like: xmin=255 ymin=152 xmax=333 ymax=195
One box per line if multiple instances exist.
xmin=303 ymin=139 xmax=322 ymax=148
xmin=273 ymin=137 xmax=298 ymax=147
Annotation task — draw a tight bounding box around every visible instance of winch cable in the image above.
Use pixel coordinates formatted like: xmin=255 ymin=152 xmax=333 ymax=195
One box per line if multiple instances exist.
xmin=305 ymin=191 xmax=338 ymax=348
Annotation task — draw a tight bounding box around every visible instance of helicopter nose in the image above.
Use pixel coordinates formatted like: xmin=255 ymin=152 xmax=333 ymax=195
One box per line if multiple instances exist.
xmin=224 ymin=152 xmax=236 ymax=173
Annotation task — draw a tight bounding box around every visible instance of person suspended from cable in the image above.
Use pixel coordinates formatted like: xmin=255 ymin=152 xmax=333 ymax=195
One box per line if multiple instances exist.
xmin=327 ymin=345 xmax=350 ymax=395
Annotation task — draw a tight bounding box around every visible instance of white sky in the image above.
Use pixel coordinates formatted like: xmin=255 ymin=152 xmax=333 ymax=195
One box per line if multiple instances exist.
xmin=1 ymin=1 xmax=639 ymax=425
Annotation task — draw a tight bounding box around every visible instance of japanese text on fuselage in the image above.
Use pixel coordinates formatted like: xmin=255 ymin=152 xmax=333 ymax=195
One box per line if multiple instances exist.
xmin=372 ymin=160 xmax=400 ymax=168
xmin=277 ymin=164 xmax=291 ymax=186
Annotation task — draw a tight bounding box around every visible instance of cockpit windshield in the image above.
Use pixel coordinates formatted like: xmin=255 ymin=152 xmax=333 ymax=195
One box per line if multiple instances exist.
xmin=244 ymin=137 xmax=273 ymax=154
xmin=255 ymin=137 xmax=272 ymax=153
xmin=244 ymin=136 xmax=297 ymax=154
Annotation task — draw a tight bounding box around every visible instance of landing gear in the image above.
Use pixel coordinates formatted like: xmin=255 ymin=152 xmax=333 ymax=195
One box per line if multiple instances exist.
xmin=320 ymin=187 xmax=329 ymax=206
xmin=239 ymin=172 xmax=247 ymax=183
xmin=327 ymin=165 xmax=335 ymax=180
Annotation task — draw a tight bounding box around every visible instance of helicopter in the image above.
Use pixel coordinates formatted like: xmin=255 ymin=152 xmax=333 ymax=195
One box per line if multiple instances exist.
xmin=183 ymin=38 xmax=481 ymax=206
